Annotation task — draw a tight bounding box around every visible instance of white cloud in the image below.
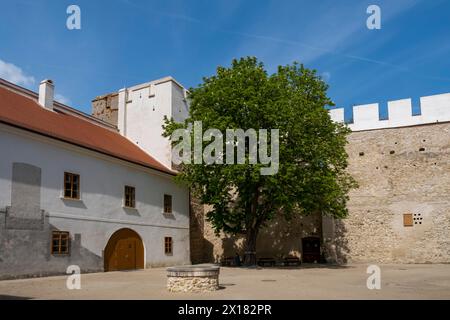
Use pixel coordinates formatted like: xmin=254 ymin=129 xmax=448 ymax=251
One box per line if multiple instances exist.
xmin=0 ymin=59 xmax=35 ymax=86
xmin=55 ymin=93 xmax=71 ymax=105
xmin=0 ymin=58 xmax=72 ymax=105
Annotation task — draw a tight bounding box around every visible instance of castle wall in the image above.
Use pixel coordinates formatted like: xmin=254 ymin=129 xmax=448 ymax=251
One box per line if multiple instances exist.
xmin=327 ymin=121 xmax=450 ymax=263
xmin=329 ymin=92 xmax=450 ymax=131
xmin=204 ymin=213 xmax=322 ymax=263
xmin=192 ymin=204 xmax=322 ymax=264
xmin=197 ymin=93 xmax=450 ymax=265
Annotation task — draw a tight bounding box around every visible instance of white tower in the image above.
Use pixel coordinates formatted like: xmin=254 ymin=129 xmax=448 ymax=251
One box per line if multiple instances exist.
xmin=117 ymin=77 xmax=189 ymax=169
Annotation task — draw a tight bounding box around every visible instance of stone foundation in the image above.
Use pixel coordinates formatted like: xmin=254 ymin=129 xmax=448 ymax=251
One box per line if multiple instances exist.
xmin=167 ymin=265 xmax=220 ymax=293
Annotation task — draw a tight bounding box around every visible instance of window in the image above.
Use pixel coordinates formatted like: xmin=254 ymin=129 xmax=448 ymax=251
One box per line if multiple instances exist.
xmin=164 ymin=194 xmax=172 ymax=213
xmin=403 ymin=213 xmax=413 ymax=227
xmin=164 ymin=237 xmax=173 ymax=255
xmin=124 ymin=186 xmax=135 ymax=208
xmin=64 ymin=172 xmax=80 ymax=199
xmin=51 ymin=231 xmax=70 ymax=255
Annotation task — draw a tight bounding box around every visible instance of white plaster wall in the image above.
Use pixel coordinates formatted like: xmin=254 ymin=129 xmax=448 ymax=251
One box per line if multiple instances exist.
xmin=171 ymin=83 xmax=189 ymax=124
xmin=121 ymin=79 xmax=189 ymax=168
xmin=0 ymin=124 xmax=190 ymax=267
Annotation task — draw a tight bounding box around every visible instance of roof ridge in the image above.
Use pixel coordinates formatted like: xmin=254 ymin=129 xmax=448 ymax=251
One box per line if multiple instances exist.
xmin=0 ymin=80 xmax=175 ymax=176
xmin=0 ymin=78 xmax=117 ymax=131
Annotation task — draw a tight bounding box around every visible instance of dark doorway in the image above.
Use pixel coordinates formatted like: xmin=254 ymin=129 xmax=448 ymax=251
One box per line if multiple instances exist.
xmin=302 ymin=237 xmax=321 ymax=263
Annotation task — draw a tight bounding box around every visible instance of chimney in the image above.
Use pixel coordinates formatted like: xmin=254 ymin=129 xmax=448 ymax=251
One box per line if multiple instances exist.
xmin=38 ymin=79 xmax=54 ymax=111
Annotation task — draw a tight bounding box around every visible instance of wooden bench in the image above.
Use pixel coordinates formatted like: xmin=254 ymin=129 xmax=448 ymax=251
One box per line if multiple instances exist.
xmin=257 ymin=257 xmax=276 ymax=267
xmin=221 ymin=256 xmax=234 ymax=266
xmin=284 ymin=256 xmax=301 ymax=266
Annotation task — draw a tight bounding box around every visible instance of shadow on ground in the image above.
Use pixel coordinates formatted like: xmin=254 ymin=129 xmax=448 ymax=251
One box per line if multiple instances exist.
xmin=0 ymin=294 xmax=32 ymax=300
xmin=226 ymin=263 xmax=354 ymax=270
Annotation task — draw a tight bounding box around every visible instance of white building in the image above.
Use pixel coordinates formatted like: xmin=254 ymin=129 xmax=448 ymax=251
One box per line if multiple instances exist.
xmin=0 ymin=77 xmax=190 ymax=279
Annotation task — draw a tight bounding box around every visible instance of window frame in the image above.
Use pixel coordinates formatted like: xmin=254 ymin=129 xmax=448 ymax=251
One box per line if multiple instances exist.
xmin=124 ymin=185 xmax=136 ymax=208
xmin=64 ymin=172 xmax=80 ymax=200
xmin=163 ymin=194 xmax=172 ymax=214
xmin=51 ymin=231 xmax=70 ymax=255
xmin=164 ymin=236 xmax=173 ymax=255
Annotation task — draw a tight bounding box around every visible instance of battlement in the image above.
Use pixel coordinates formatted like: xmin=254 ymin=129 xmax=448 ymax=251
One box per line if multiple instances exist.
xmin=329 ymin=92 xmax=450 ymax=131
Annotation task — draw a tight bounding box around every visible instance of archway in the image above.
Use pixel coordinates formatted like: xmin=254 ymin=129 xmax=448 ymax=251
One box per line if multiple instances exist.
xmin=104 ymin=228 xmax=144 ymax=271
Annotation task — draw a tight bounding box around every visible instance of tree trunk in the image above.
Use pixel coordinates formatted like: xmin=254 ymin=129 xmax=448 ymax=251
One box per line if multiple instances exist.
xmin=243 ymin=227 xmax=259 ymax=266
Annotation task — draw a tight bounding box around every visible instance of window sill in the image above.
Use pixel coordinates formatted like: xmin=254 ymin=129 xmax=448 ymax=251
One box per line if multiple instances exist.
xmin=61 ymin=196 xmax=82 ymax=202
xmin=123 ymin=206 xmax=137 ymax=210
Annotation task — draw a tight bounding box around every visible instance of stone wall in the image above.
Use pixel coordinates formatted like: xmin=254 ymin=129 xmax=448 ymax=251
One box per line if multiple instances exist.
xmin=200 ymin=210 xmax=322 ymax=264
xmin=328 ymin=121 xmax=450 ymax=263
xmin=167 ymin=276 xmax=219 ymax=292
xmin=166 ymin=265 xmax=220 ymax=292
xmin=189 ymin=194 xmax=206 ymax=264
xmin=91 ymin=93 xmax=118 ymax=126
xmin=195 ymin=122 xmax=450 ymax=264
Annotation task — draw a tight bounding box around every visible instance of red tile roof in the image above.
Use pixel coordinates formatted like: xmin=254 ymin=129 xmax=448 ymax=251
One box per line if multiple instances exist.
xmin=0 ymin=83 xmax=175 ymax=175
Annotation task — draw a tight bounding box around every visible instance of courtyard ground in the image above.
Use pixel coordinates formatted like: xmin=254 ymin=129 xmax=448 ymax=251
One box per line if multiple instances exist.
xmin=0 ymin=264 xmax=449 ymax=300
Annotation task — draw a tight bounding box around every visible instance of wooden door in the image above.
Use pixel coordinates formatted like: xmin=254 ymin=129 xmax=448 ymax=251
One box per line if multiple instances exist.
xmin=104 ymin=228 xmax=144 ymax=271
xmin=301 ymin=237 xmax=321 ymax=263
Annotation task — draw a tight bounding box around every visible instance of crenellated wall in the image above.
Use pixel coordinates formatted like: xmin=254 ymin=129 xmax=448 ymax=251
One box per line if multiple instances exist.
xmin=324 ymin=93 xmax=450 ymax=263
xmin=329 ymin=92 xmax=450 ymax=131
xmin=324 ymin=121 xmax=450 ymax=263
xmin=192 ymin=92 xmax=450 ymax=265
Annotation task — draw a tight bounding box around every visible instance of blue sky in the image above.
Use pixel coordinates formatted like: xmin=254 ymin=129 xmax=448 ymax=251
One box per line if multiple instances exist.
xmin=0 ymin=0 xmax=449 ymax=121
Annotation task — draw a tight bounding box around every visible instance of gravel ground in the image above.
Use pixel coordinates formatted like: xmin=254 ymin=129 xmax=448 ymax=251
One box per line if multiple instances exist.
xmin=0 ymin=264 xmax=449 ymax=300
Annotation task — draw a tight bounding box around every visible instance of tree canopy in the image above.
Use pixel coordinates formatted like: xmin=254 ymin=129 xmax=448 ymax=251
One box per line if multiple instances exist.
xmin=163 ymin=57 xmax=356 ymax=265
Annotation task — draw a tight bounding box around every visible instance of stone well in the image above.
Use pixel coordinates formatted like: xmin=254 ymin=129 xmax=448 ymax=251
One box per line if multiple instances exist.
xmin=166 ymin=264 xmax=220 ymax=293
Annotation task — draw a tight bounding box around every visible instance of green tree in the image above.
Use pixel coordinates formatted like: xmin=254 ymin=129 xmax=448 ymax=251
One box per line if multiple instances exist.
xmin=163 ymin=57 xmax=356 ymax=265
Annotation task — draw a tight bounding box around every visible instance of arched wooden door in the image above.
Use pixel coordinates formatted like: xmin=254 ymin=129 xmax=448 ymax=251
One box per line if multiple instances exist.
xmin=104 ymin=228 xmax=144 ymax=271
